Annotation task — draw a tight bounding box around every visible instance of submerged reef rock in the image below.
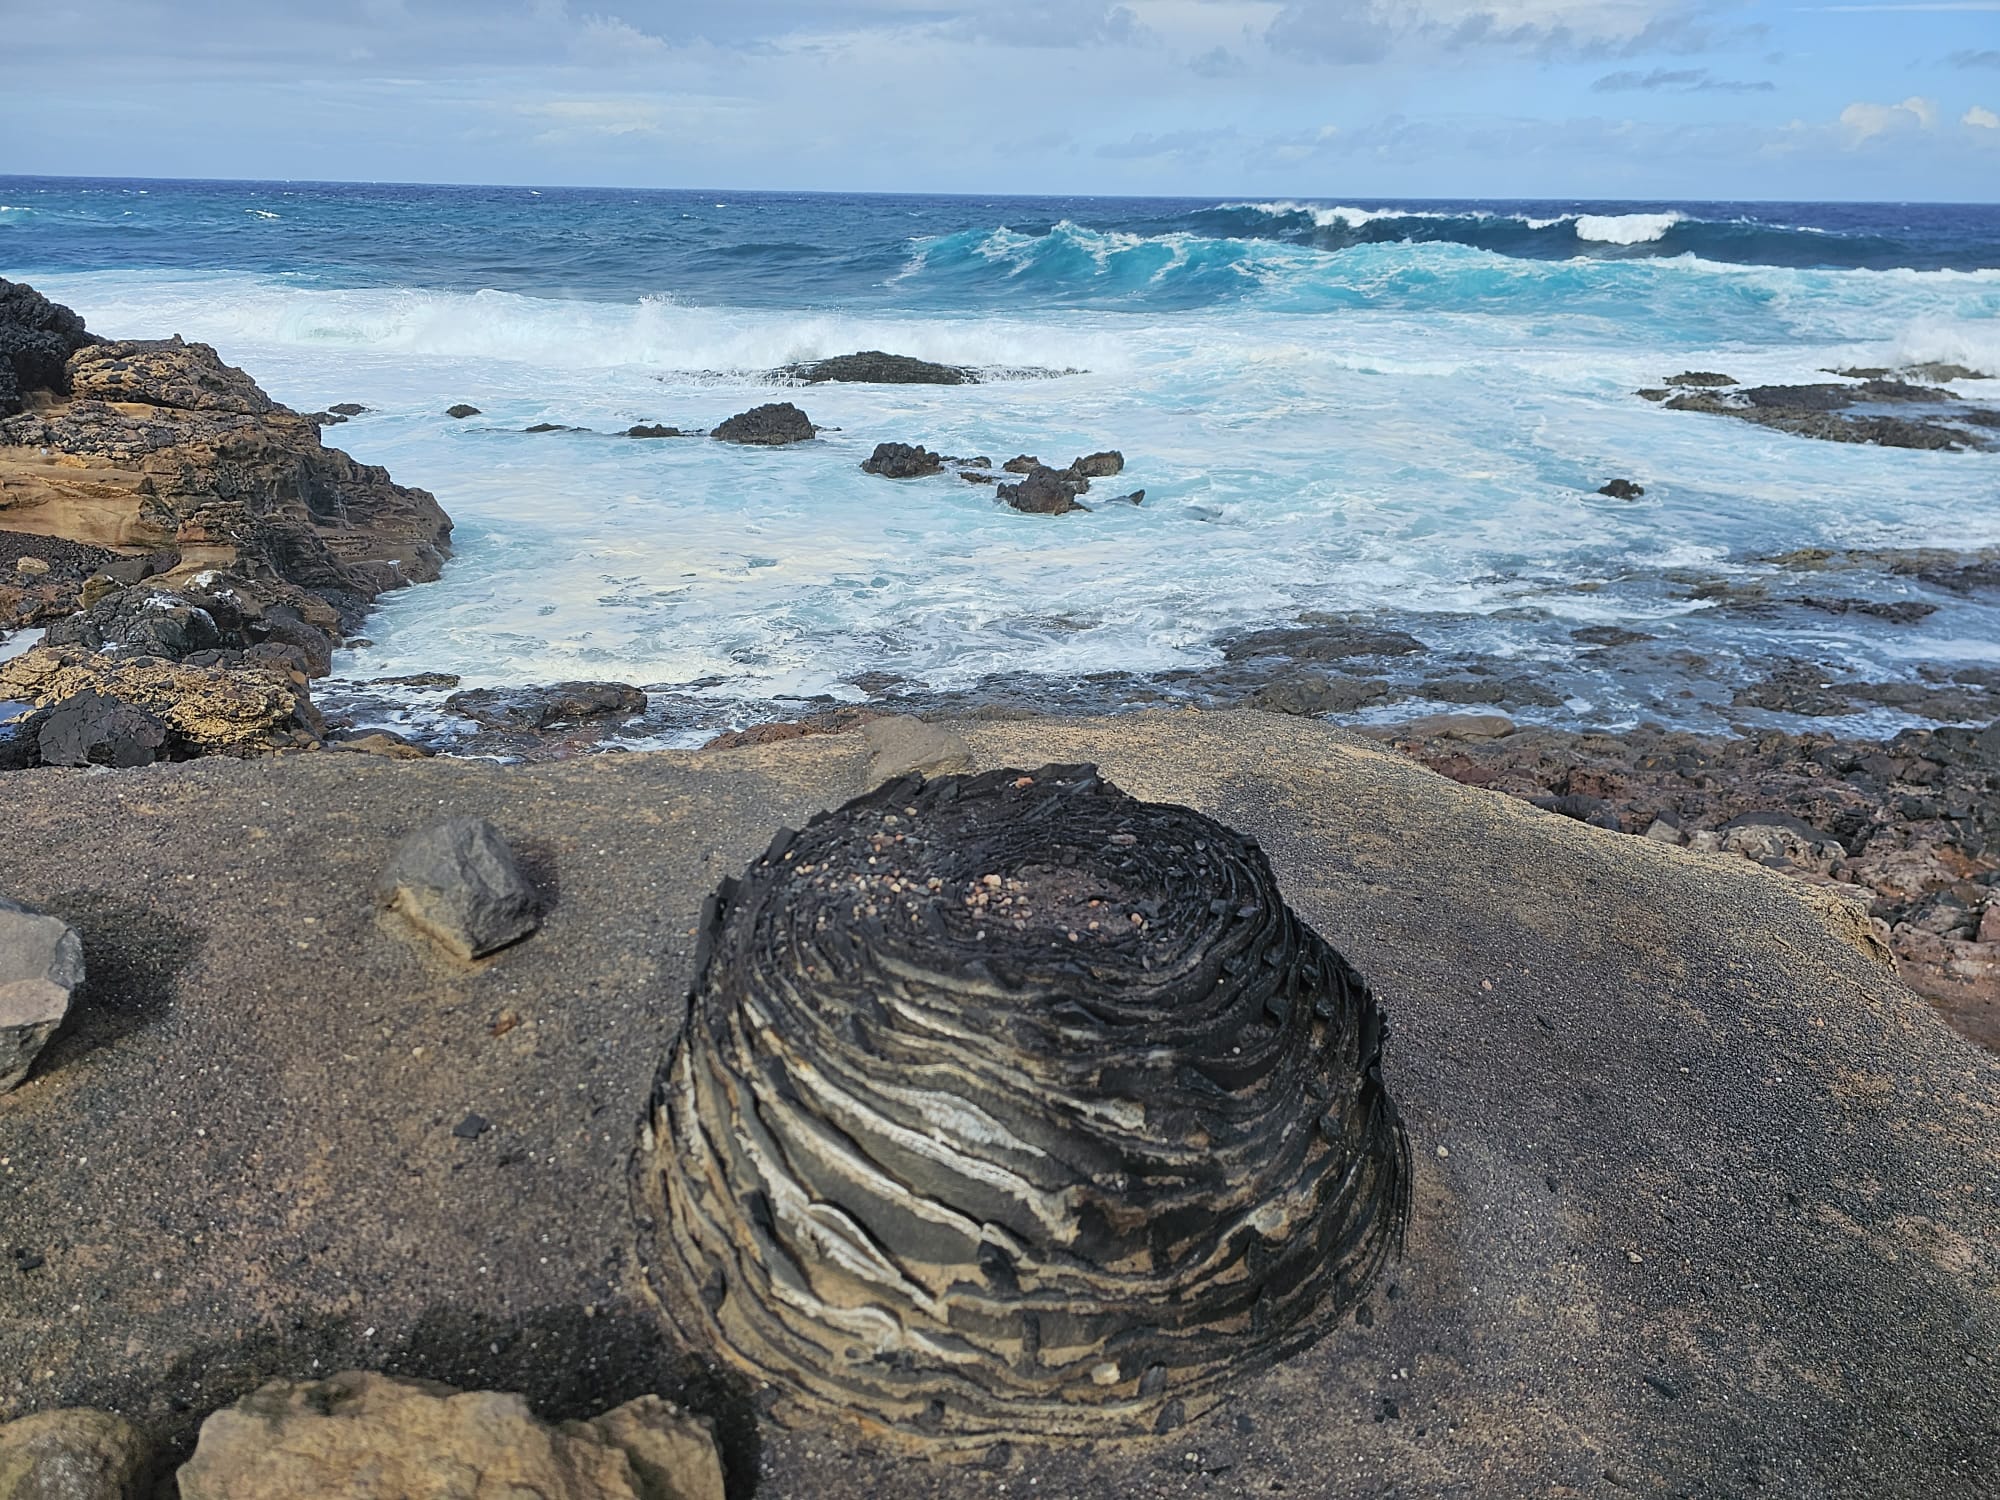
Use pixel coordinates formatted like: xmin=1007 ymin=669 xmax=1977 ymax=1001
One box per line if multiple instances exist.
xmin=775 ymin=351 xmax=977 ymax=386
xmin=635 ymin=765 xmax=1409 ymax=1447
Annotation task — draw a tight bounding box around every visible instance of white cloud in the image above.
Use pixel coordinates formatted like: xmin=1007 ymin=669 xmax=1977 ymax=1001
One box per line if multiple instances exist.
xmin=1838 ymin=95 xmax=1937 ymax=142
xmin=1966 ymin=105 xmax=2000 ymax=128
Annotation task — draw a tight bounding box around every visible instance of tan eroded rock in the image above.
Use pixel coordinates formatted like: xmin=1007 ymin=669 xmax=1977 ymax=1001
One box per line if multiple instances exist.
xmin=0 ymin=1408 xmax=155 ymax=1500
xmin=0 ymin=646 xmax=310 ymax=754
xmin=175 ymin=1372 xmax=723 ymax=1500
xmin=0 ymin=334 xmax=450 ymax=600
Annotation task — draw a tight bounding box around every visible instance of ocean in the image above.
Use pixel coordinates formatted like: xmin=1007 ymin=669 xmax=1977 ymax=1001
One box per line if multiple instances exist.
xmin=4 ymin=177 xmax=1998 ymax=744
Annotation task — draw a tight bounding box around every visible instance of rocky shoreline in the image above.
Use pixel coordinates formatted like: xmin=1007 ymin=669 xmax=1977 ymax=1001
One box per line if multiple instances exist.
xmin=2 ymin=277 xmax=1997 ymax=1496
xmin=5 ymin=275 xmax=1997 ymax=1053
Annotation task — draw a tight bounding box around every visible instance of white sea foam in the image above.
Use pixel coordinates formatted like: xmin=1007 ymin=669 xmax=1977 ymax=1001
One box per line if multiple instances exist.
xmin=1227 ymin=201 xmax=1458 ymax=230
xmin=31 ymin=273 xmax=1125 ymax=377
xmin=1574 ymin=212 xmax=1685 ymax=246
xmin=26 ymin=263 xmax=2000 ymax=731
xmin=1890 ymin=317 xmax=2000 ymax=378
xmin=245 ymin=209 xmax=280 ymax=220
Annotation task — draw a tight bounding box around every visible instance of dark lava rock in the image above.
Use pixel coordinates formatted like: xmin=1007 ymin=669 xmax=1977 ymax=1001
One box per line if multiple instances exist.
xmin=959 ymin=470 xmax=999 ymax=484
xmin=0 ymin=276 xmax=103 ymax=418
xmin=1663 ymin=384 xmax=1990 ymax=452
xmin=36 ymin=689 xmax=172 ymax=769
xmin=0 ymin=895 xmax=86 ymax=1093
xmin=1244 ymin=672 xmax=1390 ymax=717
xmin=1664 ymin=372 xmax=1736 ymax=388
xmin=860 ymin=442 xmax=945 ymax=479
xmin=634 ymin=764 xmax=1408 ymax=1442
xmin=996 ymin=469 xmax=1089 ymax=515
xmin=1733 ymin=665 xmax=1855 ymax=718
xmin=445 ymin=405 xmax=481 ymax=419
xmin=712 ymin=402 xmax=814 ymax=446
xmin=1001 ymin=455 xmax=1042 ymax=474
xmin=44 ymin=587 xmax=224 ymax=661
xmin=774 ymin=351 xmax=975 ymax=385
xmin=444 ymin=681 xmax=647 ymax=731
xmin=625 ymin=424 xmax=686 ymax=438
xmin=1571 ymin=625 xmax=1653 ymax=647
xmin=374 ymin=816 xmax=539 ymax=961
xmin=1598 ymin=479 xmax=1645 ymax=500
xmin=523 ymin=422 xmax=580 ymax=434
xmin=1070 ymin=450 xmax=1124 ymax=479
xmin=1792 ymin=596 xmax=1937 ymax=625
xmin=1222 ymin=622 xmax=1429 ymax=664
xmin=1421 ymin=676 xmax=1565 ymax=710
xmin=1106 ymin=489 xmax=1145 ymax=505
xmin=328 ymin=402 xmax=368 ymax=416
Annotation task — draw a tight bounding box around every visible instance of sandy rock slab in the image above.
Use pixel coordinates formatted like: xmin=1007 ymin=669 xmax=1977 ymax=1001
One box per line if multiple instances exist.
xmin=0 ymin=715 xmax=1995 ymax=1499
xmin=177 ymin=1371 xmax=722 ymax=1500
xmin=0 ymin=1408 xmax=153 ymax=1500
xmin=0 ymin=897 xmax=83 ymax=1093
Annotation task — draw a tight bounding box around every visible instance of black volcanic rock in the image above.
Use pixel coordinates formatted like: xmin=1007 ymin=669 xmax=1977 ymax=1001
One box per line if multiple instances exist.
xmin=774 ymin=351 xmax=975 ymax=385
xmin=996 ymin=467 xmax=1089 ymax=515
xmin=445 ymin=681 xmax=647 ymax=731
xmin=712 ymin=402 xmax=814 ymax=446
xmin=860 ymin=442 xmax=945 ymax=479
xmin=0 ymin=277 xmax=103 ymax=418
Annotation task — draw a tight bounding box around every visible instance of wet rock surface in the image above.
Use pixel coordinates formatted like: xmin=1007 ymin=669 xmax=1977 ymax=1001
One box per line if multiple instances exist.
xmin=0 ymin=896 xmax=83 ymax=1094
xmin=444 ymin=681 xmax=648 ymax=732
xmin=638 ymin=764 xmax=1408 ymax=1444
xmin=860 ymin=442 xmax=945 ymax=479
xmin=711 ymin=402 xmax=815 ymax=446
xmin=1648 ymin=364 xmax=1997 ymax=450
xmin=774 ymin=351 xmax=977 ymax=386
xmin=176 ymin=1373 xmax=722 ymax=1500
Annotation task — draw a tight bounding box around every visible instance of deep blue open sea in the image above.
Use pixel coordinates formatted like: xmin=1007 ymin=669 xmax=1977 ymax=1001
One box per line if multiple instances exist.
xmin=4 ymin=178 xmax=1998 ymax=739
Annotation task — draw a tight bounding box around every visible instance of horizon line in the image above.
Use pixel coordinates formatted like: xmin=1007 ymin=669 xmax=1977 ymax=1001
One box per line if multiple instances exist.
xmin=2 ymin=171 xmax=1995 ymax=210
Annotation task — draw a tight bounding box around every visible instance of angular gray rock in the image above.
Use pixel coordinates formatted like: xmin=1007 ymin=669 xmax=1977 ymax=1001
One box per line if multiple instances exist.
xmin=0 ymin=1408 xmax=155 ymax=1500
xmin=0 ymin=897 xmax=84 ymax=1093
xmin=175 ymin=1372 xmax=722 ymax=1500
xmin=374 ymin=818 xmax=538 ymax=961
xmin=863 ymin=715 xmax=974 ymax=784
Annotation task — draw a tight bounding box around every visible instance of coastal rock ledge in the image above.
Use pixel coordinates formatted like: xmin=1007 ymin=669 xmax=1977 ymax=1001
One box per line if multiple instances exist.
xmin=0 ymin=713 xmax=1992 ymax=1499
xmin=0 ymin=281 xmax=452 ymax=607
xmin=0 ymin=278 xmax=454 ymax=767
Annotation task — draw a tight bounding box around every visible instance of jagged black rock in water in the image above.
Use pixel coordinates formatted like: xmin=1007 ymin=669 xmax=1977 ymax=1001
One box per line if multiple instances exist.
xmin=0 ymin=277 xmax=102 ymax=418
xmin=712 ymin=402 xmax=814 ymax=446
xmin=775 ymin=351 xmax=976 ymax=385
xmin=861 ymin=441 xmax=945 ymax=479
xmin=634 ymin=764 xmax=1409 ymax=1446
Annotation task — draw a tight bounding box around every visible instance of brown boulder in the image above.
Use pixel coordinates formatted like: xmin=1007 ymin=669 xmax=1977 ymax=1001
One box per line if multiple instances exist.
xmin=0 ymin=1408 xmax=154 ymax=1500
xmin=175 ymin=1372 xmax=721 ymax=1500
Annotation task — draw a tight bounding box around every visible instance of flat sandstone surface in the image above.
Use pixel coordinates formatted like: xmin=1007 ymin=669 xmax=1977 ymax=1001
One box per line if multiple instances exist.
xmin=0 ymin=711 xmax=1994 ymax=1498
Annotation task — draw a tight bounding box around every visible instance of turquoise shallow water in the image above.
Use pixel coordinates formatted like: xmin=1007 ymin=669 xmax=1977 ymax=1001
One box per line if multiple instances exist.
xmin=4 ymin=179 xmax=1998 ymax=740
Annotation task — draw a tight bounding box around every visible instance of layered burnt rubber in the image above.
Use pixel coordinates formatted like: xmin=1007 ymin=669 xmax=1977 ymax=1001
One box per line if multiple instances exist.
xmin=634 ymin=764 xmax=1409 ymax=1446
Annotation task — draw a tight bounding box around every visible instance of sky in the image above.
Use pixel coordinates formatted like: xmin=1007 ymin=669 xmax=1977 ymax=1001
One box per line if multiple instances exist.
xmin=6 ymin=1 xmax=1999 ymax=200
